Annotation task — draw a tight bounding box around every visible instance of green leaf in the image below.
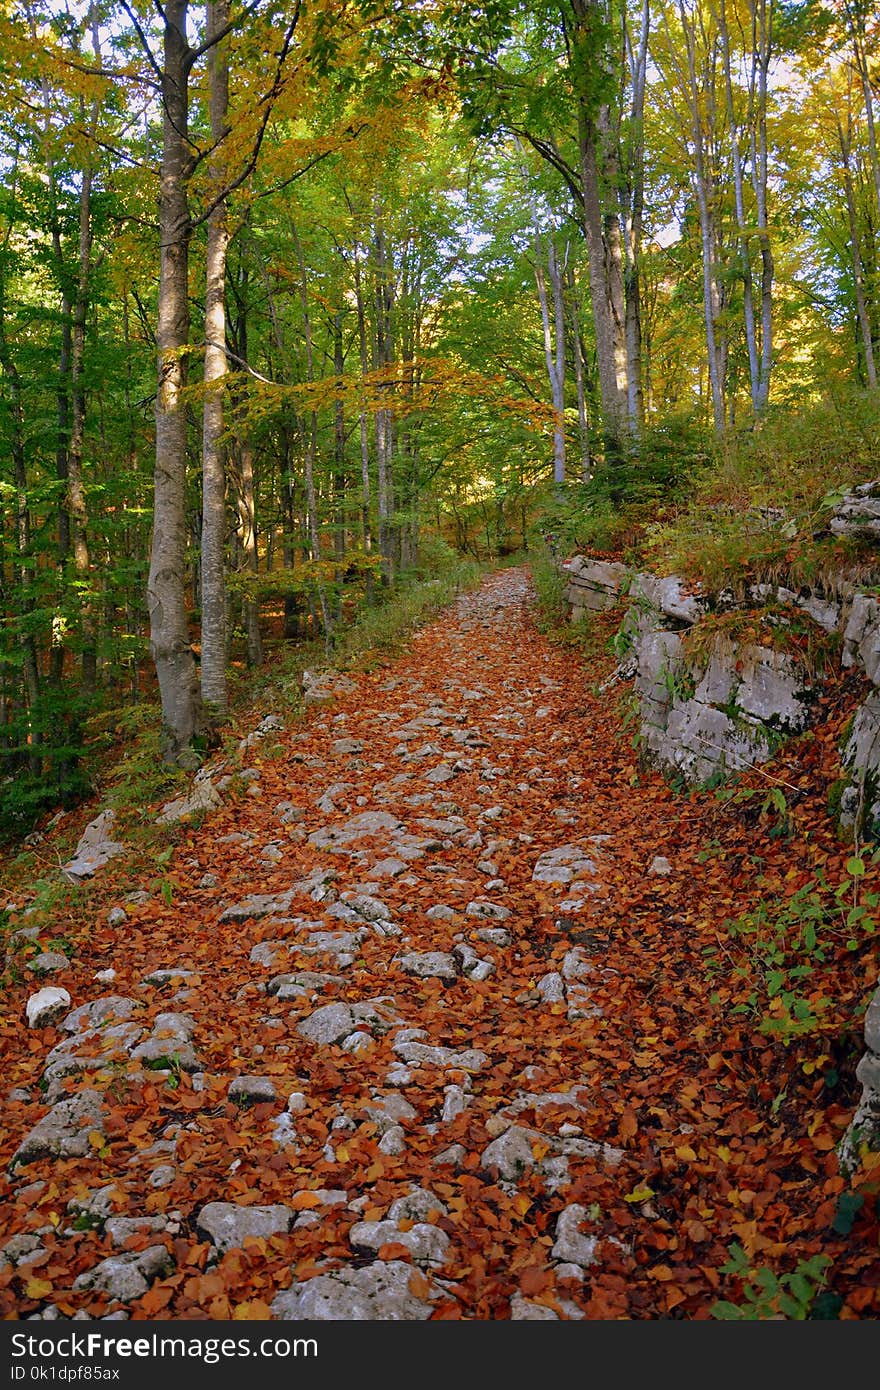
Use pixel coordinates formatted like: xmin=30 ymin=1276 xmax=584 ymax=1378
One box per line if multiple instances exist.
xmin=832 ymin=1191 xmax=864 ymax=1236
xmin=846 ymin=855 xmax=865 ymax=878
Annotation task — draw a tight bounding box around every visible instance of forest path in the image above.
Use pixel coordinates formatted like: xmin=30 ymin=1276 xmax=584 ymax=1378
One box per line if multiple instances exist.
xmin=0 ymin=568 xmax=853 ymax=1319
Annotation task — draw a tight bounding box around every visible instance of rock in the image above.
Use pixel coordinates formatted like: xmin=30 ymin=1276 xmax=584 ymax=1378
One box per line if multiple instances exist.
xmin=551 ymin=1204 xmax=599 ymax=1268
xmin=377 ymin=1125 xmax=407 ymax=1155
xmin=441 ymin=1086 xmax=468 ymax=1123
xmin=147 ymin=1165 xmax=175 ymax=1189
xmin=239 ymin=714 xmax=284 ymax=751
xmin=475 ymin=926 xmax=511 ymax=947
xmin=536 ymin=973 xmax=566 ymax=1004
xmin=396 ymin=951 xmax=458 ymax=981
xmin=274 ymin=801 xmax=306 ymax=824
xmin=195 ymin=1202 xmax=293 ymax=1254
xmin=28 ymin=952 xmax=69 ymax=975
xmin=510 ymin=1292 xmax=558 ymax=1320
xmin=67 ymin=1185 xmax=120 ymax=1223
xmin=301 ymin=670 xmax=358 ymax=705
xmin=308 ymin=810 xmax=403 ymax=850
xmin=332 ymin=738 xmax=363 ymax=755
xmin=272 ymin=1260 xmax=443 ymax=1320
xmin=62 ymin=810 xmax=125 ymax=882
xmin=271 ymin=1113 xmax=299 ymax=1148
xmin=839 ymin=981 xmax=880 ymax=1175
xmin=94 ymin=969 xmax=116 ymax=984
xmin=433 ymin=1143 xmax=466 ymax=1167
xmin=74 ymin=1246 xmax=172 ymax=1302
xmin=104 ymin=1216 xmax=166 ymax=1247
xmin=349 ymin=1220 xmax=450 ymax=1267
xmin=62 ymin=996 xmax=139 ymax=1033
xmin=480 ymin=1126 xmax=537 ymax=1182
xmin=562 ymin=558 xmax=628 ymax=615
xmin=228 ymin=1075 xmax=277 ymax=1105
xmin=11 ymin=1089 xmax=106 ymax=1169
xmin=532 ymin=846 xmax=598 ymax=885
xmin=26 ymin=988 xmax=71 ymax=1028
xmin=562 ymin=948 xmax=593 ymax=981
xmin=839 ymin=692 xmax=880 ymax=835
xmin=370 ymin=857 xmax=408 ymax=878
xmin=830 ymin=480 xmax=880 ymax=540
xmin=465 ymin=899 xmax=510 ymax=920
xmin=141 ymin=967 xmax=194 ymax=987
xmin=628 ymin=571 xmax=704 ymax=625
xmin=156 ymin=779 xmax=222 ymax=825
xmin=107 ymin=907 xmax=127 ymax=928
xmin=843 ymin=594 xmax=880 ymax=685
xmin=648 ymin=856 xmax=672 ymax=876
xmin=220 ymin=890 xmax=295 ymax=923
xmin=425 ymin=764 xmax=455 ymax=784
xmin=0 ymin=1233 xmax=44 ymax=1272
xmin=387 ymin=1188 xmax=448 ymax=1222
xmin=362 ymin=1093 xmax=417 ymax=1133
xmin=426 ymin=904 xmax=456 ymax=921
xmin=297 ymin=1003 xmax=355 ymax=1045
xmin=393 ymin=1040 xmax=488 ymax=1072
xmin=341 ymin=1031 xmax=373 ymax=1055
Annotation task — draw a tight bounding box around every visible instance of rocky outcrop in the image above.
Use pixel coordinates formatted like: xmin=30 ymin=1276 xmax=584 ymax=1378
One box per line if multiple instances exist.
xmin=560 ymin=554 xmax=879 ymax=803
xmin=830 ymin=479 xmax=880 ymax=540
xmin=839 ymin=985 xmax=880 ymax=1176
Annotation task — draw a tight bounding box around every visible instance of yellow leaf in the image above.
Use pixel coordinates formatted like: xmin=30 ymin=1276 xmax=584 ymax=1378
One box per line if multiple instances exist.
xmin=87 ymin=1130 xmax=104 ymax=1151
xmin=233 ymin=1300 xmax=273 ymax=1320
xmin=25 ymin=1277 xmax=53 ymax=1300
xmin=675 ymin=1144 xmax=697 ymax=1162
xmin=716 ymin=1145 xmax=732 ymax=1163
xmin=513 ymin=1194 xmax=532 ymax=1217
xmin=335 ymin=1145 xmax=349 ymax=1163
xmin=624 ymin=1184 xmax=655 ymax=1204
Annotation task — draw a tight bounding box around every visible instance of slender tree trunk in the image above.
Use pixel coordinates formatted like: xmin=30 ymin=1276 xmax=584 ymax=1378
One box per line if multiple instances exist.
xmin=839 ymin=113 xmax=878 ymax=388
xmin=748 ymin=0 xmax=774 ymax=409
xmin=0 ymin=281 xmax=41 ymax=774
xmin=148 ymin=0 xmax=202 ymax=762
xmin=351 ymin=242 xmax=375 ymax=602
xmin=67 ymin=157 xmax=97 ymax=695
xmin=567 ymin=264 xmax=592 ymax=479
xmin=200 ymin=0 xmax=230 ymax=717
xmin=534 ymin=245 xmax=567 ymax=485
xmin=680 ymin=1 xmax=725 ymax=430
xmin=292 ymin=224 xmax=333 ymax=646
xmin=373 ymin=221 xmax=395 ymax=582
xmin=719 ymin=0 xmax=760 ymax=411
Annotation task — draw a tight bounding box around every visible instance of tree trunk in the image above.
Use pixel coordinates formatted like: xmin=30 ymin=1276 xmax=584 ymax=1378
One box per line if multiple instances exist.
xmin=839 ymin=114 xmax=878 ymax=389
xmin=200 ymin=0 xmax=230 ymax=717
xmin=680 ymin=1 xmax=726 ymax=430
xmin=719 ymin=0 xmax=760 ymax=412
xmin=148 ymin=0 xmax=202 ymax=762
xmin=748 ymin=0 xmax=774 ymax=410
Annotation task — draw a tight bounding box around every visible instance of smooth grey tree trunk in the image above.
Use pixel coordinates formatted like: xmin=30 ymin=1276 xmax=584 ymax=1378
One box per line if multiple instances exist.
xmin=200 ymin=0 xmax=230 ymax=717
xmin=148 ymin=0 xmax=202 ymax=762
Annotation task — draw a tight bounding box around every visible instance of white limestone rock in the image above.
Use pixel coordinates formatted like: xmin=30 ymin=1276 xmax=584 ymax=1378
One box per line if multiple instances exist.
xmin=26 ymin=988 xmax=71 ymax=1028
xmin=62 ymin=810 xmax=125 ymax=882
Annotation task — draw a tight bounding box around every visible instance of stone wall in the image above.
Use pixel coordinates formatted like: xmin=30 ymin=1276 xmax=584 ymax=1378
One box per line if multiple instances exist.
xmin=561 ymin=538 xmax=880 ymax=825
xmin=560 ymin=494 xmax=880 ymax=1171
